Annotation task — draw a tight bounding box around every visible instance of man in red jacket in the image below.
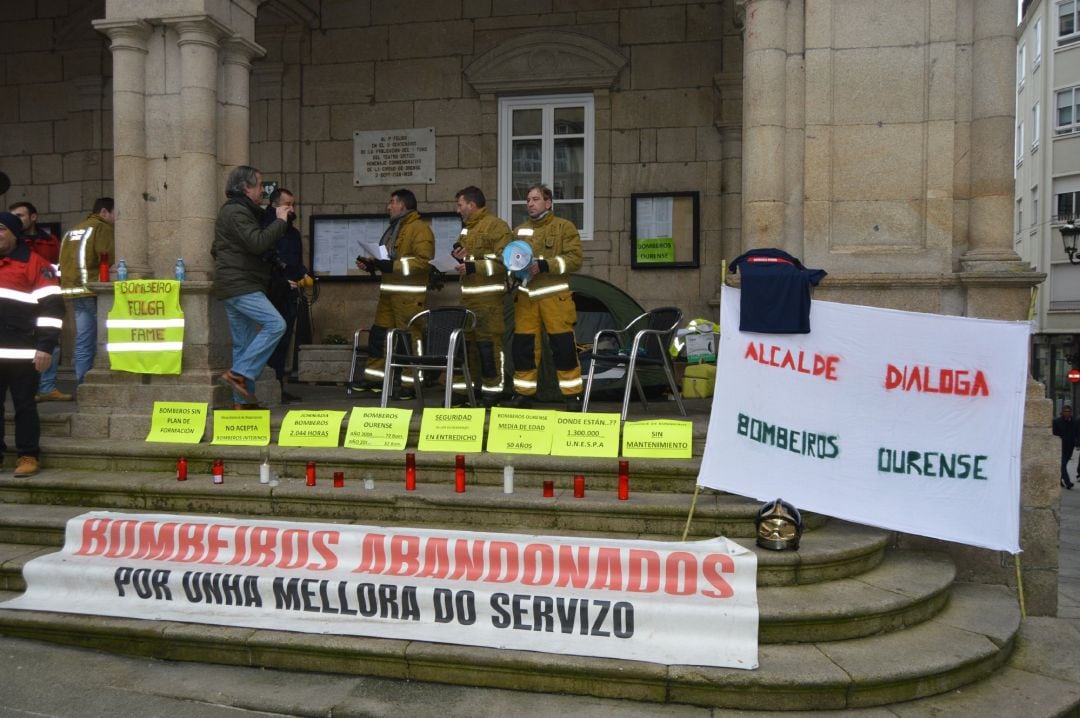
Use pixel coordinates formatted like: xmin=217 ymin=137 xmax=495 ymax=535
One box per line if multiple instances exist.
xmin=0 ymin=211 xmax=64 ymax=477
xmin=9 ymin=202 xmax=69 ymax=402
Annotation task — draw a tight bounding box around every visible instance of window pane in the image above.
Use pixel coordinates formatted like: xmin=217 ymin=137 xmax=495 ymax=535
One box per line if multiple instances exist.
xmin=554 ymin=138 xmax=585 ymax=200
xmin=1058 ymin=91 xmax=1073 ymax=127
xmin=511 ymin=139 xmax=542 ymax=200
xmin=1061 ymin=1 xmax=1076 ymax=36
xmin=555 ymin=201 xmax=584 ymax=230
xmin=554 ymin=107 xmax=585 ymax=135
xmin=512 ymin=109 xmax=542 ymax=136
xmin=511 ymin=204 xmax=528 ymax=228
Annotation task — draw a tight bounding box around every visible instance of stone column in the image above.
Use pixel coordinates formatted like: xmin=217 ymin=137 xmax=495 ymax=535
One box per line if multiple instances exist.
xmin=92 ymin=20 xmax=152 ymax=278
xmin=220 ymin=37 xmax=263 ymax=184
xmin=738 ymin=0 xmax=789 ymax=252
xmin=165 ymin=16 xmax=228 ymax=282
xmin=783 ymin=0 xmax=805 ymax=258
xmin=961 ymin=0 xmax=1022 ymax=270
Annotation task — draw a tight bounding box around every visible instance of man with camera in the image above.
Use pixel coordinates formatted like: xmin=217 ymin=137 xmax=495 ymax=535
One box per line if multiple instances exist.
xmin=261 ymin=188 xmax=311 ymax=403
xmin=212 ymin=165 xmax=289 ymax=408
xmin=356 ymin=188 xmax=433 ymax=396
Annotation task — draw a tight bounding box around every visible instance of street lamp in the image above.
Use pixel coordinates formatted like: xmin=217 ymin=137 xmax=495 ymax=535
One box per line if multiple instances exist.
xmin=1061 ymin=220 xmax=1080 ymax=264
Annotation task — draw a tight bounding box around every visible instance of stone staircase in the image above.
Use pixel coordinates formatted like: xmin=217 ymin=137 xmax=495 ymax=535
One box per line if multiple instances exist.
xmin=0 ymin=405 xmax=1079 ymax=713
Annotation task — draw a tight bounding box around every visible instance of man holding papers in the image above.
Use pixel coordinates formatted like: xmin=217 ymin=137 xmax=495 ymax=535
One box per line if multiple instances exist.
xmin=356 ymin=189 xmax=434 ymax=397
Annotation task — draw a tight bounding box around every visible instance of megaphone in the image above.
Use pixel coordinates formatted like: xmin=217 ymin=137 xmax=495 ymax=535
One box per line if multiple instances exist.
xmin=502 ymin=239 xmax=533 ymax=287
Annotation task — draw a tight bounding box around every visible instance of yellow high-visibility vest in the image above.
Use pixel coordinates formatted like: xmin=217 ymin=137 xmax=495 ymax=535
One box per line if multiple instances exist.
xmin=106 ymin=279 xmax=184 ymax=375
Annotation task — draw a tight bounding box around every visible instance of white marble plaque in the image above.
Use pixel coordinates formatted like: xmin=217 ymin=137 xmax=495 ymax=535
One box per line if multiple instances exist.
xmin=353 ymin=127 xmax=436 ymax=186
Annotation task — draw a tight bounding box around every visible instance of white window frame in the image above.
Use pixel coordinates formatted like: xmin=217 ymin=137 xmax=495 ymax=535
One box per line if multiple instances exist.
xmin=1033 ymin=101 xmax=1041 ymax=151
xmin=1056 ymin=86 xmax=1080 ymax=134
xmin=1035 ymin=17 xmax=1043 ymax=68
xmin=1060 ymin=0 xmax=1080 ymax=43
xmin=1017 ymin=197 xmax=1024 ymax=235
xmin=1016 ymin=119 xmax=1024 ymax=166
xmin=1032 ymin=186 xmax=1039 ymax=228
xmin=498 ymin=94 xmax=595 ymax=241
xmin=1018 ymin=43 xmax=1026 ymax=89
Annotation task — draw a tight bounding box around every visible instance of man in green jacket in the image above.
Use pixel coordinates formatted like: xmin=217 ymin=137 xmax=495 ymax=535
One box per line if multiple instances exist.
xmin=212 ymin=165 xmax=290 ymax=407
xmin=58 ymin=197 xmax=115 ymax=386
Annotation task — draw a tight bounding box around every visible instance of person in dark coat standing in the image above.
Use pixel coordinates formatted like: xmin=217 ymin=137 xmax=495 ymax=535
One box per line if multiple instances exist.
xmin=1053 ymin=403 xmax=1078 ymax=489
xmin=212 ymin=165 xmax=289 ymax=408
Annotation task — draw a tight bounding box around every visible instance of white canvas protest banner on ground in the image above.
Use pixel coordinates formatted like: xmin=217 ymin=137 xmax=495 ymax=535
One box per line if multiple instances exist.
xmin=698 ymin=286 xmax=1030 ymax=553
xmin=4 ymin=511 xmax=760 ymax=669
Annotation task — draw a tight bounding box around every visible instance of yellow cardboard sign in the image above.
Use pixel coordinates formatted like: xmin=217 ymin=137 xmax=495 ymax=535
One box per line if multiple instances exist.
xmin=550 ymin=411 xmax=621 ymax=458
xmin=211 ymin=409 xmax=271 ymax=446
xmin=418 ymin=408 xmax=485 ymax=453
xmin=486 ymin=408 xmax=554 ymax=454
xmin=344 ymin=407 xmax=413 ymax=450
xmin=621 ymin=419 xmax=694 ymax=459
xmin=145 ymin=401 xmax=207 ymax=444
xmin=278 ymin=410 xmax=347 ymax=447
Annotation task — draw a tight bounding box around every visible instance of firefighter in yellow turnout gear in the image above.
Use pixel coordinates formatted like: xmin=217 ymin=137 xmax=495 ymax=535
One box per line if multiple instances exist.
xmin=357 ymin=189 xmax=433 ymax=395
xmin=452 ymin=186 xmax=512 ymax=405
xmin=507 ymin=184 xmax=583 ymax=411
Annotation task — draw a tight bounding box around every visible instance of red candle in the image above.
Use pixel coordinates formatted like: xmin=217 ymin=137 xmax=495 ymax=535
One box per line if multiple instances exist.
xmin=455 ymin=454 xmax=466 ymax=493
xmin=212 ymin=458 xmax=224 ymax=485
xmin=98 ymin=252 xmax=109 ymax=282
xmin=542 ymin=480 xmax=554 ymax=497
xmin=306 ymin=461 xmax=316 ymax=486
xmin=176 ymin=457 xmax=187 ymax=482
xmin=573 ymin=474 xmax=585 ymax=498
xmin=405 ymin=452 xmax=416 ymax=491
xmin=333 ymin=471 xmax=345 ymax=488
xmin=618 ymin=460 xmax=629 ymax=501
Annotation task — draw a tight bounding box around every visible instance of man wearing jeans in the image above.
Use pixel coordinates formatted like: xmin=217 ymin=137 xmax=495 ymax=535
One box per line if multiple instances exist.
xmin=212 ymin=166 xmax=290 ymax=407
xmin=58 ymin=198 xmax=115 ymax=386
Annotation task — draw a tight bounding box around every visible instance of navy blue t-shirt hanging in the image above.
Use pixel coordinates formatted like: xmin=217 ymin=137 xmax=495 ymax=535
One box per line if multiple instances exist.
xmin=729 ymin=248 xmax=826 ymax=333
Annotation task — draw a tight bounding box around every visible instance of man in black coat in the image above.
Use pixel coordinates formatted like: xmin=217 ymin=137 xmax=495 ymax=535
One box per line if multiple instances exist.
xmin=1052 ymin=403 xmax=1078 ymax=489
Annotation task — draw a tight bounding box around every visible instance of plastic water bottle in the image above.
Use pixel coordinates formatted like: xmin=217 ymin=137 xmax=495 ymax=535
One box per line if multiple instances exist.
xmin=116 ymin=259 xmax=128 ymax=281
xmin=174 ymin=258 xmax=186 ymax=281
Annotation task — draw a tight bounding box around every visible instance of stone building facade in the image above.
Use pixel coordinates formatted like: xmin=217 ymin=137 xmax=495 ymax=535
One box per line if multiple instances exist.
xmin=0 ymin=0 xmax=1062 ymax=614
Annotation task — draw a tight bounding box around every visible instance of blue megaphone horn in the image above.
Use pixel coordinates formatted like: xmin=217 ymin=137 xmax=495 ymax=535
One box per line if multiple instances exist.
xmin=502 ymin=239 xmax=533 ymax=287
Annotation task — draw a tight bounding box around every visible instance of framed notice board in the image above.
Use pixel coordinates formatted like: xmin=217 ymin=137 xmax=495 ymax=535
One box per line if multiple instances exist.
xmin=630 ymin=192 xmax=699 ymax=269
xmin=309 ymin=212 xmax=463 ymax=281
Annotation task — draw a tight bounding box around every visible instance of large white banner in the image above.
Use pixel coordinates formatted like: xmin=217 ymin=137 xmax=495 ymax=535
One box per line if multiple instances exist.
xmin=698 ymin=286 xmax=1030 ymax=553
xmin=3 ymin=511 xmax=759 ymax=669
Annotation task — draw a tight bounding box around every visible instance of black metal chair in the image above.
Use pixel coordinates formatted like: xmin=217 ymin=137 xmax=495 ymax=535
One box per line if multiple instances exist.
xmin=581 ymin=306 xmax=687 ymax=421
xmin=380 ymin=308 xmax=477 ymax=409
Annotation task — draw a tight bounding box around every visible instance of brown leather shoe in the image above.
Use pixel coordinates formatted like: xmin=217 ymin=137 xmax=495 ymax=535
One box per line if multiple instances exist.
xmin=13 ymin=455 xmax=39 ymax=478
xmin=218 ymin=370 xmax=254 ymax=401
xmin=35 ymin=389 xmax=73 ymax=402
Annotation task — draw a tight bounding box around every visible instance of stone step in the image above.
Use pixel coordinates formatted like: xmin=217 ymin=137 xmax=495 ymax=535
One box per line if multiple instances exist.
xmin=0 ymin=581 xmax=1018 ymax=711
xmin=0 ymin=534 xmax=949 ymax=645
xmin=0 ymin=477 xmax=888 ymax=586
xmin=36 ymin=437 xmax=711 ymax=492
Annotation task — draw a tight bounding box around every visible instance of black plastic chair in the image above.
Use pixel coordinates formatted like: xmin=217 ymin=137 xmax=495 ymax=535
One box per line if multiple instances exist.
xmin=581 ymin=307 xmax=687 ymax=421
xmin=380 ymin=308 xmax=477 ymax=409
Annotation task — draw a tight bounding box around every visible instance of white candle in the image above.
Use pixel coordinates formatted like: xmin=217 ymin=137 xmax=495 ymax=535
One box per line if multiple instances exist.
xmin=503 ymin=465 xmax=514 ymax=494
xmin=364 ymin=477 xmax=375 ymax=490
xmin=259 ymin=460 xmax=270 ymax=484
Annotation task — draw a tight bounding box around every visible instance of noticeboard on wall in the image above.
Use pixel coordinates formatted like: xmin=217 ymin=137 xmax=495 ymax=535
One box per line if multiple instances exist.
xmin=630 ymin=192 xmax=700 ymax=270
xmin=308 ymin=212 xmax=463 ymax=281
